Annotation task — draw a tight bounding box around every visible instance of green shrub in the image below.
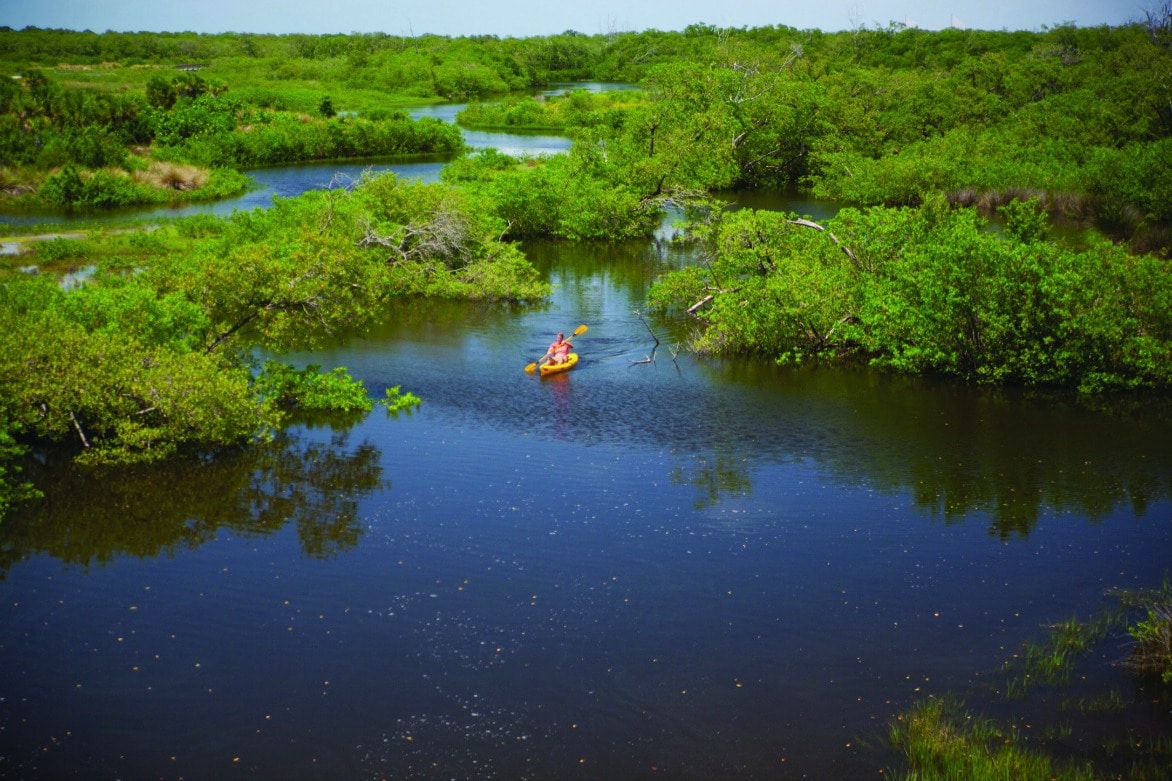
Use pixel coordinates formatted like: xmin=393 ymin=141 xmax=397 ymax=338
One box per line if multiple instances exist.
xmin=254 ymin=361 xmax=373 ymax=413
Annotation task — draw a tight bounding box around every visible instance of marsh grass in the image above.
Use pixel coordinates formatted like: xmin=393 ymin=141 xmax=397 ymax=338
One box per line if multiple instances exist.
xmin=1124 ymin=603 xmax=1172 ymax=684
xmin=134 ymin=161 xmax=209 ymax=191
xmin=1112 ymin=578 xmax=1172 ymax=683
xmin=1058 ymin=688 xmax=1126 ymax=715
xmin=889 ymin=697 xmax=1097 ymax=781
xmin=0 ymin=167 xmax=37 ymax=196
xmin=949 ymin=187 xmax=1096 ymax=223
xmin=896 ymin=580 xmax=1172 ymax=780
xmin=1000 ymin=614 xmax=1114 ymax=697
xmin=5 ymin=224 xmax=203 ymax=280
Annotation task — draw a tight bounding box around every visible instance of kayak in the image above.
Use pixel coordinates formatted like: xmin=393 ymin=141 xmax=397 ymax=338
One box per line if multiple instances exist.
xmin=539 ymin=352 xmax=578 ymax=376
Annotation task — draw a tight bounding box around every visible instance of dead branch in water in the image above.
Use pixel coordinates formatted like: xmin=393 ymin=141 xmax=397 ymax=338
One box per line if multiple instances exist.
xmin=687 ymin=294 xmax=714 ymax=315
xmin=69 ymin=410 xmax=90 ymax=449
xmin=630 ymin=309 xmax=681 ymax=367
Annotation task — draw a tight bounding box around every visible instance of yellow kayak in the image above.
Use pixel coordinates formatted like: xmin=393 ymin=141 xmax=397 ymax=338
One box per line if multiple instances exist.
xmin=539 ymin=352 xmax=579 ymax=376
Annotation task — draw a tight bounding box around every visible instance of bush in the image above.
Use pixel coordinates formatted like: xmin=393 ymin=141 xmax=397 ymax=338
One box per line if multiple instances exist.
xmin=35 ymin=236 xmax=87 ymax=263
xmin=254 ymin=361 xmax=373 ymax=413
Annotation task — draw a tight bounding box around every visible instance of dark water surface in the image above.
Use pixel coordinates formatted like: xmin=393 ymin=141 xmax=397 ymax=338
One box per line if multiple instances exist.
xmin=2 ymin=236 xmax=1170 ymax=780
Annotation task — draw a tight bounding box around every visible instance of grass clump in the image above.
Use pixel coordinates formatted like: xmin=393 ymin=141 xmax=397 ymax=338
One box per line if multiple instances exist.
xmin=1125 ymin=603 xmax=1172 ymax=684
xmin=889 ymin=697 xmax=1096 ymax=781
xmin=1000 ymin=614 xmax=1114 ymax=698
xmin=134 ymin=161 xmax=209 ymax=191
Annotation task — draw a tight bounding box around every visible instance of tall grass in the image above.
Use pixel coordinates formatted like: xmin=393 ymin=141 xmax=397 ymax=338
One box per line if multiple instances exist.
xmin=889 ymin=697 xmax=1097 ymax=781
xmin=1125 ymin=603 xmax=1172 ymax=684
xmin=134 ymin=161 xmax=208 ymax=191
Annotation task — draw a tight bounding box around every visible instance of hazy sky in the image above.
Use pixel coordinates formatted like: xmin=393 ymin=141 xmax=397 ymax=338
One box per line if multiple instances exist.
xmin=0 ymin=0 xmax=1148 ymax=37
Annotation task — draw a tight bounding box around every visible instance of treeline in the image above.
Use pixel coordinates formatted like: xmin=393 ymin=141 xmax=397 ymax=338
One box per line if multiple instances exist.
xmin=3 ymin=19 xmax=1170 ymax=227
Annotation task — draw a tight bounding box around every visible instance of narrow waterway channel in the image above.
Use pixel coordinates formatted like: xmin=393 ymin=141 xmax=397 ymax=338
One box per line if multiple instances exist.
xmin=0 ymin=87 xmax=1169 ymax=780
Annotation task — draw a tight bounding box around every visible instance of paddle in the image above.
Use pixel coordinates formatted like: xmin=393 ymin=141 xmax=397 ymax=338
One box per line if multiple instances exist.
xmin=525 ymin=324 xmax=588 ymax=373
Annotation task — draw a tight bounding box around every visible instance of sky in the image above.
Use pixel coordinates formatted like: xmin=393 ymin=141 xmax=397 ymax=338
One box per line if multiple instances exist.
xmin=0 ymin=0 xmax=1149 ymax=37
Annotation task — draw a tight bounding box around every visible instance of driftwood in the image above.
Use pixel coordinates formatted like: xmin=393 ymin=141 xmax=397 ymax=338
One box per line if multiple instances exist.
xmin=686 ymin=294 xmax=715 ymax=315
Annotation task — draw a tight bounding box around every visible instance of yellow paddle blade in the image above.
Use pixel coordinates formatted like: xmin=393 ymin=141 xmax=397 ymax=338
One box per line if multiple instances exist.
xmin=573 ymin=324 xmax=588 ymax=336
xmin=524 ymin=362 xmax=537 ymax=373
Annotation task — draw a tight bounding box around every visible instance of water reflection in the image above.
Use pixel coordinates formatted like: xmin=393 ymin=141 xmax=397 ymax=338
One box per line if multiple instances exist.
xmin=0 ymin=429 xmax=385 ymax=576
xmin=688 ymin=364 xmax=1172 ymax=538
xmin=306 ymin=239 xmax=1172 ymax=541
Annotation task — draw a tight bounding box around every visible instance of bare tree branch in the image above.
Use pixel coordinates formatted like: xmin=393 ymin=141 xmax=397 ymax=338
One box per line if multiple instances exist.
xmin=69 ymin=410 xmax=90 ymax=449
xmin=356 ymin=201 xmax=474 ymax=268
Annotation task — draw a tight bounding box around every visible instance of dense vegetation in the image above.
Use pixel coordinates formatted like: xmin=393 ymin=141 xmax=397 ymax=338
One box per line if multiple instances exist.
xmin=0 ymin=172 xmax=546 ymax=506
xmin=1 ymin=14 xmax=1170 ymax=511
xmin=5 ymin=18 xmax=1170 ymax=221
xmin=648 ymin=198 xmax=1172 ymax=391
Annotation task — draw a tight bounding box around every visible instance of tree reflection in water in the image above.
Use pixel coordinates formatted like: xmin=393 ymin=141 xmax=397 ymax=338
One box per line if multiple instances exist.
xmin=666 ymin=365 xmax=1172 ymax=538
xmin=0 ymin=428 xmax=385 ymax=576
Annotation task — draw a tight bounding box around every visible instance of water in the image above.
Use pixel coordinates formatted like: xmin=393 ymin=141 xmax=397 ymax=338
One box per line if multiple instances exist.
xmin=1 ymin=89 xmax=1170 ymax=779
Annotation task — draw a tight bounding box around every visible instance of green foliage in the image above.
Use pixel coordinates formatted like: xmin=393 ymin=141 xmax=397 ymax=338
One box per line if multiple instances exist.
xmin=441 ymin=146 xmax=659 ymax=240
xmin=36 ymin=163 xmax=244 ymax=209
xmin=155 ymin=113 xmax=464 ymax=168
xmin=999 ymin=197 xmax=1048 ymax=244
xmin=0 ymin=170 xmax=548 ymax=512
xmin=652 ymin=201 xmax=1172 ymax=391
xmin=2 ymin=23 xmax=1168 ymax=238
xmin=381 ymin=384 xmax=422 ymax=413
xmin=0 ymin=62 xmax=461 ymax=211
xmin=174 ymin=213 xmax=229 ymax=238
xmin=35 ymin=236 xmax=86 ymax=263
xmin=1084 ymin=139 xmax=1172 ymax=224
xmin=0 ymin=414 xmax=41 ymax=517
xmin=56 ymin=275 xmax=210 ymax=350
xmin=457 ymin=90 xmax=639 ymax=130
xmin=671 ymin=208 xmax=861 ymax=358
xmin=146 ymin=74 xmax=178 ymax=109
xmin=255 ymin=361 xmax=372 ymax=413
xmin=0 ymin=277 xmax=277 ymax=465
xmin=39 ymin=166 xmax=148 ymax=208
xmin=150 ymin=93 xmax=240 ymax=147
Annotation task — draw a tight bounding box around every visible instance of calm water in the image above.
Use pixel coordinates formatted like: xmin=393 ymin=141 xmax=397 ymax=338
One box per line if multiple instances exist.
xmin=1 ymin=90 xmax=1170 ymax=780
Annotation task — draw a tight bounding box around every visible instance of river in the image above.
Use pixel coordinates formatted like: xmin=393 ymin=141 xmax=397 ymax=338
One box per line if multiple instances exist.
xmin=0 ymin=88 xmax=1170 ymax=780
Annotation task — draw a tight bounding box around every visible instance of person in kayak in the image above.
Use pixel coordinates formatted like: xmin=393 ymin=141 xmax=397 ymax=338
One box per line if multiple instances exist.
xmin=546 ymin=332 xmax=573 ymax=365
